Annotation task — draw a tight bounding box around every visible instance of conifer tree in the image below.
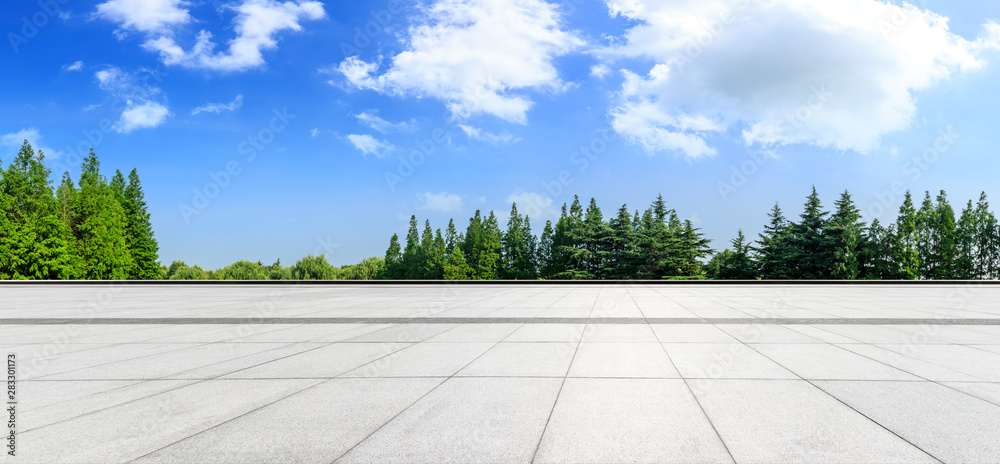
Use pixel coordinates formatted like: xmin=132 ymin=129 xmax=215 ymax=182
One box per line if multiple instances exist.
xmin=827 ymin=190 xmax=865 ymax=279
xmin=381 ymin=233 xmax=404 ymax=279
xmin=537 ymin=220 xmax=554 ymax=278
xmin=956 ymin=200 xmax=977 ymax=279
xmin=932 ymin=191 xmax=958 ymax=279
xmin=916 ymin=191 xmax=937 ymax=279
xmin=443 ymin=248 xmax=472 ymax=280
xmin=714 ymin=230 xmax=756 ymax=279
xmin=500 ymin=203 xmax=538 ymax=279
xmin=444 ymin=218 xmax=460 ymax=255
xmin=755 ymin=203 xmax=792 ymax=279
xmin=894 ymin=191 xmax=920 ymax=279
xmin=71 ymin=150 xmax=132 ymax=279
xmin=0 ymin=141 xmax=80 ymax=279
xmin=401 ymin=215 xmax=422 ymax=279
xmin=785 ymin=187 xmax=831 ymax=279
xmin=973 ymin=193 xmax=999 ymax=279
xmin=608 ymin=204 xmax=638 ymax=279
xmin=122 ymin=169 xmax=159 ymax=279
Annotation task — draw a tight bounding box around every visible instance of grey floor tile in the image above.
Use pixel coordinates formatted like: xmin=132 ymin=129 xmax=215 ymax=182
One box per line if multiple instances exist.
xmin=568 ymin=343 xmax=679 ymax=378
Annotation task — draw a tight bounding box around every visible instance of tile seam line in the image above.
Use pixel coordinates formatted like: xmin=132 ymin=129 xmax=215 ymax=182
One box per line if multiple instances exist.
xmin=4 ymin=317 xmax=999 ymax=325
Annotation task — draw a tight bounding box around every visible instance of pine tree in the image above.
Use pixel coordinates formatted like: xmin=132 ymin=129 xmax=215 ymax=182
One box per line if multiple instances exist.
xmin=860 ymin=219 xmax=895 ymax=279
xmin=582 ymin=198 xmax=611 ymax=277
xmin=0 ymin=141 xmax=80 ymax=279
xmin=462 ymin=210 xmax=502 ymax=279
xmin=537 ymin=220 xmax=554 ymax=278
xmin=380 ymin=233 xmax=404 ymax=279
xmin=916 ymin=191 xmax=937 ymax=279
xmin=443 ymin=247 xmax=472 ymax=280
xmin=608 ymin=204 xmax=638 ymax=279
xmin=444 ymin=218 xmax=460 ymax=255
xmin=932 ymin=190 xmax=958 ymax=279
xmin=500 ymin=203 xmax=538 ymax=279
xmin=715 ymin=230 xmax=756 ymax=279
xmin=785 ymin=187 xmax=831 ymax=279
xmin=70 ymin=149 xmax=132 ymax=279
xmin=893 ymin=191 xmax=920 ymax=279
xmin=122 ymin=169 xmax=159 ymax=279
xmin=955 ymin=200 xmax=977 ymax=279
xmin=973 ymin=192 xmax=999 ymax=279
xmin=401 ymin=215 xmax=422 ymax=279
xmin=827 ymin=190 xmax=865 ymax=279
xmin=755 ymin=203 xmax=792 ymax=279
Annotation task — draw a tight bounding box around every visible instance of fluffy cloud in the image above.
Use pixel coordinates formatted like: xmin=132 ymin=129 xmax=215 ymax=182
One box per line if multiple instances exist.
xmin=458 ymin=124 xmax=519 ymax=145
xmin=347 ymin=134 xmax=393 ymax=158
xmin=95 ymin=67 xmax=171 ymax=133
xmin=63 ymin=61 xmax=84 ymax=72
xmin=600 ymin=0 xmax=1000 ymax=158
xmin=95 ymin=0 xmax=190 ymax=34
xmin=419 ymin=192 xmax=464 ymax=213
xmin=96 ymin=0 xmax=324 ymax=72
xmin=117 ymin=101 xmax=171 ymax=133
xmin=0 ymin=127 xmax=59 ymax=157
xmin=337 ymin=0 xmax=582 ymax=124
xmin=506 ymin=191 xmax=558 ymax=220
xmin=355 ymin=112 xmax=412 ymax=133
xmin=191 ymin=95 xmax=244 ymax=115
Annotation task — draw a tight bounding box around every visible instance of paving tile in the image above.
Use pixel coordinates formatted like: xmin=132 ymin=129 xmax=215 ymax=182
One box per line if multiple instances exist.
xmin=504 ymin=324 xmax=585 ymax=343
xmin=941 ymin=381 xmax=1000 ymax=406
xmin=664 ymin=343 xmax=797 ymax=380
xmin=17 ymin=379 xmax=320 ymax=464
xmin=133 ymin=378 xmax=444 ymax=464
xmin=580 ymin=324 xmax=658 ymax=343
xmin=427 ymin=323 xmax=522 ymax=342
xmin=815 ymin=380 xmax=1000 ymax=463
xmin=457 ymin=342 xmax=576 ymax=377
xmin=336 ymin=377 xmax=562 ymax=463
xmin=534 ymin=378 xmax=733 ymax=463
xmin=692 ymin=379 xmax=938 ymax=463
xmin=750 ymin=343 xmax=920 ymax=380
xmin=223 ymin=343 xmax=409 ymax=379
xmin=650 ymin=324 xmax=739 ymax=343
xmin=568 ymin=343 xmax=679 ymax=378
xmin=341 ymin=342 xmax=495 ymax=377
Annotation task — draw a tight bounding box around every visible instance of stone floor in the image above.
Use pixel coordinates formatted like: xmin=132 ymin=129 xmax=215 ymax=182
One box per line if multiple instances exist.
xmin=1 ymin=283 xmax=999 ymax=463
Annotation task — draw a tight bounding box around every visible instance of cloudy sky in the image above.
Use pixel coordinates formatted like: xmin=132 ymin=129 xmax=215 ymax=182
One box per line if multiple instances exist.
xmin=2 ymin=0 xmax=1000 ymax=268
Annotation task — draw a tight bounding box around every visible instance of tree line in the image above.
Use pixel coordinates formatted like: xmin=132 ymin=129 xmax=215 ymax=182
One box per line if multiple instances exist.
xmin=376 ymin=194 xmax=714 ymax=280
xmin=0 ymin=141 xmax=158 ymax=279
xmin=4 ymin=139 xmax=998 ymax=280
xmin=708 ymin=187 xmax=1000 ymax=280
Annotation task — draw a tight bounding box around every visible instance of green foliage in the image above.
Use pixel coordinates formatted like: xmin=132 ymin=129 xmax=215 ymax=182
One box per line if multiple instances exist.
xmin=122 ymin=169 xmax=160 ymax=279
xmin=711 ymin=230 xmax=756 ymax=279
xmin=380 ymin=233 xmax=404 ymax=279
xmin=292 ymin=254 xmax=336 ymax=280
xmin=443 ymin=248 xmax=472 ymax=280
xmin=221 ymin=260 xmax=269 ymax=280
xmin=340 ymin=256 xmax=384 ymax=280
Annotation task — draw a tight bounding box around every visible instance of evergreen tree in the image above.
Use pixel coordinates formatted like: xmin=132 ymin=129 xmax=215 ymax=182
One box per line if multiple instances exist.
xmin=380 ymin=233 xmax=404 ymax=279
xmin=71 ymin=149 xmax=131 ymax=279
xmin=500 ymin=203 xmax=538 ymax=279
xmin=893 ymin=191 xmax=920 ymax=279
xmin=860 ymin=219 xmax=895 ymax=279
xmin=972 ymin=192 xmax=999 ymax=279
xmin=916 ymin=191 xmax=937 ymax=279
xmin=462 ymin=210 xmax=502 ymax=279
xmin=608 ymin=204 xmax=638 ymax=279
xmin=715 ymin=230 xmax=756 ymax=279
xmin=122 ymin=169 xmax=159 ymax=279
xmin=443 ymin=248 xmax=472 ymax=280
xmin=956 ymin=200 xmax=977 ymax=279
xmin=444 ymin=218 xmax=460 ymax=255
xmin=582 ymin=198 xmax=612 ymax=277
xmin=755 ymin=203 xmax=792 ymax=279
xmin=827 ymin=190 xmax=865 ymax=279
xmin=537 ymin=220 xmax=555 ymax=278
xmin=932 ymin=190 xmax=958 ymax=279
xmin=0 ymin=141 xmax=80 ymax=279
xmin=401 ymin=215 xmax=422 ymax=279
xmin=785 ymin=187 xmax=831 ymax=279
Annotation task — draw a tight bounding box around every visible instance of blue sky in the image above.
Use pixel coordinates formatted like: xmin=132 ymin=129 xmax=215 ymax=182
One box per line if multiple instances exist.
xmin=2 ymin=0 xmax=1000 ymax=269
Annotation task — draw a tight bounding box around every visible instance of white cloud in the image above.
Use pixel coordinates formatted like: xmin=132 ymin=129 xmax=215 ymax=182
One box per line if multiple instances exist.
xmin=589 ymin=64 xmax=609 ymax=79
xmin=347 ymin=134 xmax=393 ymax=158
xmin=336 ymin=0 xmax=583 ymax=124
xmin=355 ymin=111 xmax=413 ymax=133
xmin=458 ymin=124 xmax=520 ymax=145
xmin=191 ymin=94 xmax=244 ymax=115
xmin=505 ymin=191 xmax=558 ymax=220
xmin=310 ymin=128 xmax=320 ymax=137
xmin=95 ymin=67 xmax=171 ymax=133
xmin=95 ymin=0 xmax=191 ymax=34
xmin=97 ymin=0 xmax=324 ymax=72
xmin=64 ymin=61 xmax=84 ymax=71
xmin=600 ymin=0 xmax=1000 ymax=158
xmin=419 ymin=192 xmax=463 ymax=213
